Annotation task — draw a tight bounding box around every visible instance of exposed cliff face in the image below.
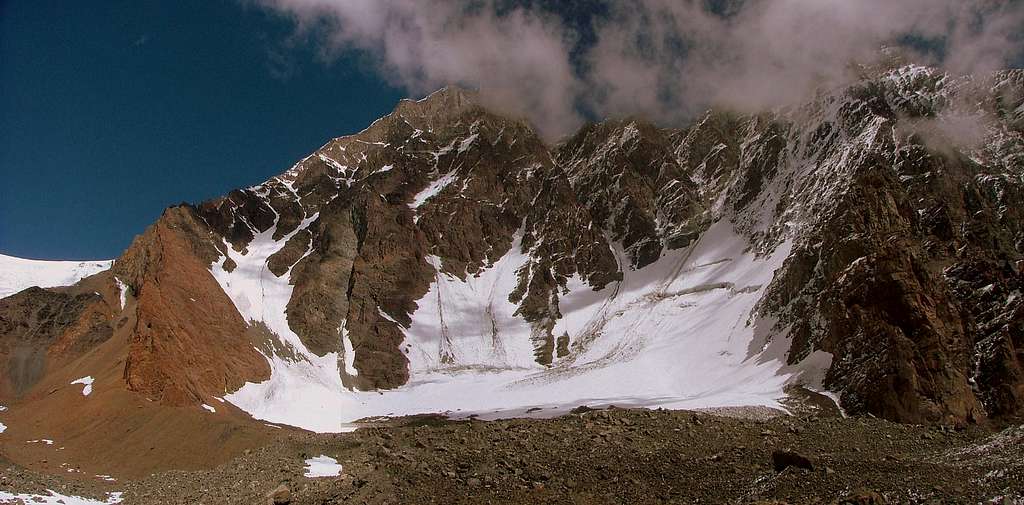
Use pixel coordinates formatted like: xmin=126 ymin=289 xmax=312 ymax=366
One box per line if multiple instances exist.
xmin=556 ymin=119 xmax=706 ymax=268
xmin=3 ymin=65 xmax=1023 ymax=430
xmin=114 ymin=206 xmax=271 ymax=405
xmin=757 ymin=65 xmax=1024 ymax=424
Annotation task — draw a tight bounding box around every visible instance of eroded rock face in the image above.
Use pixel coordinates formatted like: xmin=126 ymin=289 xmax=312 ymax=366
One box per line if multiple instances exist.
xmin=342 ymin=193 xmax=434 ymax=389
xmin=757 ymin=65 xmax=1024 ymax=423
xmin=557 ymin=119 xmax=705 ymax=268
xmin=114 ymin=206 xmax=270 ymax=406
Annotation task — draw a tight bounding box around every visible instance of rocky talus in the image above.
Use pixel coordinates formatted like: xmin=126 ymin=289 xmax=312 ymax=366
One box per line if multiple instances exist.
xmin=7 ymin=407 xmax=1019 ymax=504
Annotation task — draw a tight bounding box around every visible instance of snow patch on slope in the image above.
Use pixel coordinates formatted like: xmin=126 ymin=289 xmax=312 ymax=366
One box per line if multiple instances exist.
xmin=211 ymin=214 xmax=319 ymax=355
xmin=114 ymin=277 xmax=127 ymax=309
xmin=212 ymin=213 xmax=350 ymax=432
xmin=224 ymin=220 xmax=828 ymax=432
xmin=458 ymin=133 xmax=479 ymax=153
xmin=71 ymin=376 xmax=94 ymax=396
xmin=0 ymin=490 xmax=122 ymax=505
xmin=410 ymin=169 xmax=459 ymax=211
xmin=402 ymin=237 xmax=536 ymax=371
xmin=0 ymin=254 xmax=112 ymax=299
xmin=340 ymin=322 xmax=358 ymax=377
xmin=304 ymin=455 xmax=343 ymax=478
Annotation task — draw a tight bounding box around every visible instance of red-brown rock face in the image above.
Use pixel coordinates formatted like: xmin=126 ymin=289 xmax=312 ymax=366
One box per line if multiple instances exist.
xmin=114 ymin=206 xmax=270 ymax=405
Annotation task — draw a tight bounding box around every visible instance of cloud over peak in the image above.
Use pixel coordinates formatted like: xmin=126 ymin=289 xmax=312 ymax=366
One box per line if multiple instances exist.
xmin=257 ymin=0 xmax=1024 ymax=140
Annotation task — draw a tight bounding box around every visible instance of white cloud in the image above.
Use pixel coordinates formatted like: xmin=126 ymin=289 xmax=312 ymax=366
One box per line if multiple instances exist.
xmin=255 ymin=0 xmax=1024 ymax=139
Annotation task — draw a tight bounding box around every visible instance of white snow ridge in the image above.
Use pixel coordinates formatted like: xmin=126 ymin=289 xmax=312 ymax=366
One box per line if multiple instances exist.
xmin=0 ymin=254 xmax=112 ymax=299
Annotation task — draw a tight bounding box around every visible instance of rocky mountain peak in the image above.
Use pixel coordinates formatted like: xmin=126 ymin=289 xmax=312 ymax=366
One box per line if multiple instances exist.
xmin=3 ymin=64 xmax=1023 ymax=434
xmin=392 ymin=85 xmax=480 ymax=123
xmin=125 ymin=64 xmax=1024 ymax=425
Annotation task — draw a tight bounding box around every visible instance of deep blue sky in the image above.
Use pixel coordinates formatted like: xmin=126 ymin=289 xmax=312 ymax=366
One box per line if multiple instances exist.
xmin=1 ymin=0 xmax=404 ymax=260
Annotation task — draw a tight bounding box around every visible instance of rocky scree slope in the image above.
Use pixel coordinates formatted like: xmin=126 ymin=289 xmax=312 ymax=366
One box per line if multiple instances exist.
xmin=2 ymin=62 xmax=1023 ymax=430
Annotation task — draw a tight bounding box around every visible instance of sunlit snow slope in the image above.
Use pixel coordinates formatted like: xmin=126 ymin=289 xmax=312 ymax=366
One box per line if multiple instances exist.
xmin=0 ymin=254 xmax=112 ymax=299
xmin=221 ymin=217 xmax=830 ymax=432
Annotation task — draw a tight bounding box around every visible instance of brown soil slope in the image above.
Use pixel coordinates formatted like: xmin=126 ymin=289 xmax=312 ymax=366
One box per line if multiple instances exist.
xmin=0 ymin=206 xmax=281 ymax=480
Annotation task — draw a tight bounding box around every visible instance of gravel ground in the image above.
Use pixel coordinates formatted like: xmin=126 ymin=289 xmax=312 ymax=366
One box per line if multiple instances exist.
xmin=2 ymin=408 xmax=1022 ymax=504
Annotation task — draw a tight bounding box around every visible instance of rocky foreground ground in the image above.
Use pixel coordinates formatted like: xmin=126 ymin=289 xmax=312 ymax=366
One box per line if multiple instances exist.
xmin=2 ymin=406 xmax=1023 ymax=505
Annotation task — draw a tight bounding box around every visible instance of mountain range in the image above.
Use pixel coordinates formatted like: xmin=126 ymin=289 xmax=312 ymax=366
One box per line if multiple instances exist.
xmin=1 ymin=59 xmax=1023 ymax=480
